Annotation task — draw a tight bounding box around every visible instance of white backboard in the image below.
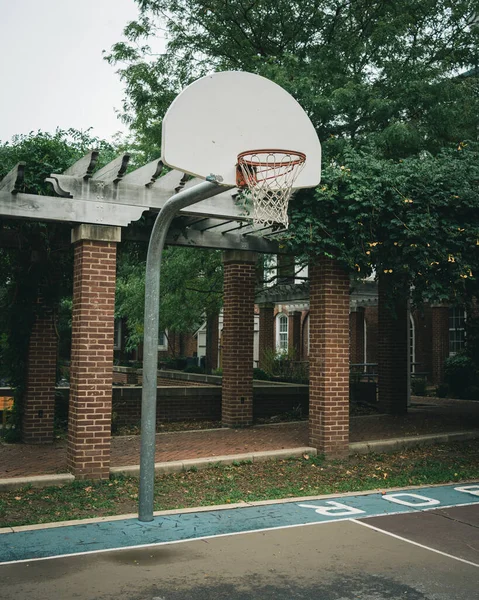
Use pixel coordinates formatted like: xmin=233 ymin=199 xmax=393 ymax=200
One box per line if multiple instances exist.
xmin=161 ymin=71 xmax=321 ymax=188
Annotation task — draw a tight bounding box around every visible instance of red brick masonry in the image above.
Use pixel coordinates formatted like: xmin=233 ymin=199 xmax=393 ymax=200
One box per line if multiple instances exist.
xmin=222 ymin=251 xmax=257 ymax=427
xmin=23 ymin=306 xmax=58 ymax=444
xmin=67 ymin=239 xmax=117 ymax=480
xmin=309 ymin=257 xmax=350 ymax=457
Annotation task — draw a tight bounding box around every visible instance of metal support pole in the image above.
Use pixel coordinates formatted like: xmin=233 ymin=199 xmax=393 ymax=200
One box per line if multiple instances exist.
xmin=138 ymin=180 xmax=232 ymax=522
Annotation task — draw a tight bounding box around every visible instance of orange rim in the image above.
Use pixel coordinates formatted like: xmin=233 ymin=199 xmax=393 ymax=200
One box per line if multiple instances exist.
xmin=237 ymin=149 xmax=306 ymax=168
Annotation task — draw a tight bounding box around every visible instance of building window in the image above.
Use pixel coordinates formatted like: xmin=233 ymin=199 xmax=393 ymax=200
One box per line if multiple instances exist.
xmin=276 ymin=314 xmax=288 ymax=352
xmin=409 ymin=314 xmax=416 ymax=373
xmin=158 ymin=330 xmax=168 ymax=351
xmin=449 ymin=308 xmax=466 ymax=355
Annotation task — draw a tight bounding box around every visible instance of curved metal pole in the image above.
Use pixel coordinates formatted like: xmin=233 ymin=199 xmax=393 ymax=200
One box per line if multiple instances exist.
xmin=139 ymin=180 xmax=232 ymax=522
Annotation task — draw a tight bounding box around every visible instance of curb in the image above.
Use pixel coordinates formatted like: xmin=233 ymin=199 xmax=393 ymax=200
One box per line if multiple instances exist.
xmin=0 ymin=473 xmax=74 ymax=492
xmin=349 ymin=430 xmax=479 ymax=454
xmin=110 ymin=447 xmax=317 ymax=477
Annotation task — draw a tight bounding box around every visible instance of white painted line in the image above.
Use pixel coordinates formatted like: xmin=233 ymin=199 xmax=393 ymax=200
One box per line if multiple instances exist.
xmin=0 ymin=518 xmax=350 ymax=566
xmin=351 ymin=518 xmax=479 ymax=568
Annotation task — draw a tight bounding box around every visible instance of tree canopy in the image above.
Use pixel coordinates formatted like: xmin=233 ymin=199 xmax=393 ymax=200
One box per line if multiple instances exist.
xmin=107 ymin=0 xmax=479 ymax=155
xmin=286 ymin=141 xmax=479 ymax=305
xmin=107 ymin=0 xmax=479 ymax=306
xmin=116 ymin=243 xmax=223 ymax=351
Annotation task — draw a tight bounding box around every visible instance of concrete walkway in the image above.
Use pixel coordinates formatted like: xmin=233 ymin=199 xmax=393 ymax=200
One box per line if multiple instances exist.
xmin=1 ymin=397 xmax=478 ymax=479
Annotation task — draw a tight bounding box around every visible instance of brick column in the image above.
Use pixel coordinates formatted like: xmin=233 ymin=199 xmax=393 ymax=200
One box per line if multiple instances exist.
xmin=350 ymin=308 xmax=365 ymax=365
xmin=378 ymin=277 xmax=408 ymax=414
xmin=258 ymin=302 xmax=275 ymax=370
xmin=67 ymin=225 xmax=120 ymax=479
xmin=205 ymin=312 xmax=219 ymax=373
xmin=288 ymin=311 xmax=302 ymax=359
xmin=222 ymin=250 xmax=257 ymax=427
xmin=309 ymin=257 xmax=350 ymax=457
xmin=431 ymin=305 xmax=449 ymax=386
xmin=22 ymin=304 xmax=58 ymax=444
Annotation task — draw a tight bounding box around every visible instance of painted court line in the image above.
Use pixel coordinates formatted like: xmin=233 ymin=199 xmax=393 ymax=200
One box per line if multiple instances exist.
xmin=351 ymin=519 xmax=479 ymax=568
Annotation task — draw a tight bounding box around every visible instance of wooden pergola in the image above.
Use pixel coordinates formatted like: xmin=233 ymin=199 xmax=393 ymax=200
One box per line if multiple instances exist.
xmin=0 ymin=151 xmax=284 ymax=253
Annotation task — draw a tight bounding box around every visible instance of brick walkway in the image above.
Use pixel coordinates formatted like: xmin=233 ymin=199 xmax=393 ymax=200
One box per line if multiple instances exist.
xmin=1 ymin=398 xmax=478 ymax=479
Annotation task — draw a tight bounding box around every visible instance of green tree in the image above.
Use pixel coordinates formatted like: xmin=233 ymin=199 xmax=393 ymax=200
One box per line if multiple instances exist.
xmin=116 ymin=241 xmax=223 ymax=351
xmin=286 ymin=141 xmax=479 ymax=305
xmin=107 ymin=0 xmax=479 ymax=155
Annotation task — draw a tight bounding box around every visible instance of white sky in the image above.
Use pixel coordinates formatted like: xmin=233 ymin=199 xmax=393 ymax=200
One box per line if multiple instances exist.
xmin=0 ymin=0 xmax=142 ymax=144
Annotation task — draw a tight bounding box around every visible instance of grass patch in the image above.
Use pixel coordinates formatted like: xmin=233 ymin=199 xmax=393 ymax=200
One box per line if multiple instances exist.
xmin=0 ymin=440 xmax=478 ymax=528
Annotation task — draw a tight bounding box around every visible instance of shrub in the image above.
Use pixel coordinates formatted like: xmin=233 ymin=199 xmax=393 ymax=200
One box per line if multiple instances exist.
xmin=444 ymin=353 xmax=478 ymax=399
xmin=464 ymin=386 xmax=479 ymax=401
xmin=260 ymin=348 xmax=309 ymax=384
xmin=183 ymin=365 xmax=205 ymax=374
xmin=411 ymin=377 xmax=427 ymax=396
xmin=435 ymin=383 xmax=449 ymax=398
xmin=253 ymin=368 xmax=271 ymax=381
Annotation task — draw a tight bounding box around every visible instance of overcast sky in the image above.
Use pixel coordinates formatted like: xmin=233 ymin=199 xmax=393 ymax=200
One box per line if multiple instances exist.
xmin=0 ymin=0 xmax=143 ymax=144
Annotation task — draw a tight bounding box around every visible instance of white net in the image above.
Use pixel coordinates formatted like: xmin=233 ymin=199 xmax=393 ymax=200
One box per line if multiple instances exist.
xmin=237 ymin=149 xmax=306 ymax=229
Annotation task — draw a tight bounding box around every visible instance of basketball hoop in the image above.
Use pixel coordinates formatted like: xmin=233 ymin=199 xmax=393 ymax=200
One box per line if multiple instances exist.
xmin=236 ymin=149 xmax=306 ymax=229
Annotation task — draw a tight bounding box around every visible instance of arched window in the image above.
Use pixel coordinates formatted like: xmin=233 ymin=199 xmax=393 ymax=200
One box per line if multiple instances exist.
xmin=276 ymin=313 xmax=289 ymax=352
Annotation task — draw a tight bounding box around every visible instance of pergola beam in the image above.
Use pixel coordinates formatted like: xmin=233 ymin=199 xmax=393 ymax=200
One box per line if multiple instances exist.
xmin=0 ymin=162 xmax=25 ymax=194
xmin=167 ymin=227 xmax=281 ymax=253
xmin=0 ymin=191 xmax=145 ymax=227
xmin=62 ymin=151 xmax=99 ymax=179
xmin=91 ymin=153 xmax=130 ymax=184
xmin=122 ymin=158 xmax=164 ymax=186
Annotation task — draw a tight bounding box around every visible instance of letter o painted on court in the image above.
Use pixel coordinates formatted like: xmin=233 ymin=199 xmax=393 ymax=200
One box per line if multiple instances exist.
xmin=382 ymin=493 xmax=440 ymax=507
xmin=454 ymin=485 xmax=479 ymax=497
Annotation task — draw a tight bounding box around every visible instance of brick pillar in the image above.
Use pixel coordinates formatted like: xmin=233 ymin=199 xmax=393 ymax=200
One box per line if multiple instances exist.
xmin=67 ymin=225 xmax=120 ymax=480
xmin=205 ymin=312 xmax=219 ymax=373
xmin=378 ymin=277 xmax=408 ymax=414
xmin=288 ymin=311 xmax=302 ymax=359
xmin=309 ymin=257 xmax=350 ymax=457
xmin=22 ymin=304 xmax=58 ymax=444
xmin=350 ymin=308 xmax=365 ymax=365
xmin=222 ymin=250 xmax=257 ymax=427
xmin=431 ymin=305 xmax=449 ymax=386
xmin=258 ymin=302 xmax=275 ymax=370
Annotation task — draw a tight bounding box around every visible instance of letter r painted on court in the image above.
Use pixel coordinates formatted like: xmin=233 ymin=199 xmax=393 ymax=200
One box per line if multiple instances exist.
xmin=298 ymin=501 xmax=366 ymax=517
